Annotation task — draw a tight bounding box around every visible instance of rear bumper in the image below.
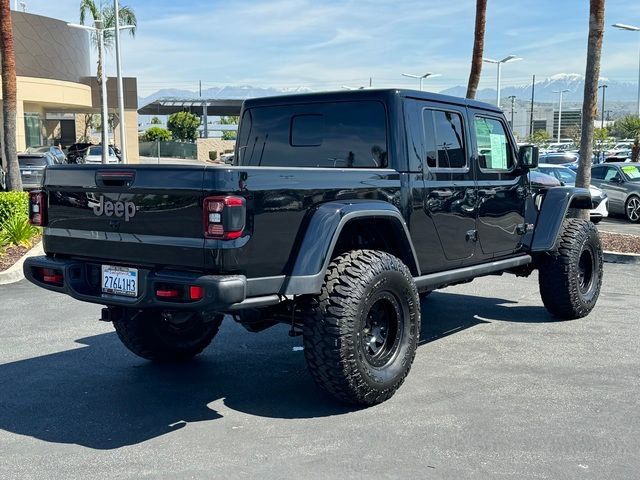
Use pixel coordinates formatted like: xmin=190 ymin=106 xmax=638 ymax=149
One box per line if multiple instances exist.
xmin=23 ymin=255 xmax=247 ymax=310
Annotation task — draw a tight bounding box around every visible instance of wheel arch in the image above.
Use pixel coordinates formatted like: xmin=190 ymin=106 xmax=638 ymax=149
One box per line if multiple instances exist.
xmin=528 ymin=186 xmax=592 ymax=252
xmin=283 ymin=201 xmax=419 ymax=295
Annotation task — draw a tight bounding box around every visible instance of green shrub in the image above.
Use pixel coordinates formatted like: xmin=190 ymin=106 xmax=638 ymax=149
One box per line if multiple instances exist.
xmin=208 ymin=151 xmax=218 ymax=161
xmin=0 ymin=215 xmax=38 ymax=247
xmin=0 ymin=191 xmax=29 ymax=225
xmin=167 ymin=111 xmax=200 ymax=142
xmin=141 ymin=126 xmax=172 ymax=142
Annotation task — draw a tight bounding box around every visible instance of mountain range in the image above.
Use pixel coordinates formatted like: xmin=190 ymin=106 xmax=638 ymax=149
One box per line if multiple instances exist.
xmin=439 ymin=74 xmax=637 ymax=103
xmin=137 ymin=74 xmax=637 ymax=110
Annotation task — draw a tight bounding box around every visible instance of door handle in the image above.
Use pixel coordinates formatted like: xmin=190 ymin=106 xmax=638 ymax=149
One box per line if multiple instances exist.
xmin=429 ymin=190 xmax=454 ymax=199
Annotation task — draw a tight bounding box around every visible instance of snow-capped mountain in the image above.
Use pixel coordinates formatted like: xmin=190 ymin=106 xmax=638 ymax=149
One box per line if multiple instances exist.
xmin=439 ymin=73 xmax=637 ymax=102
xmin=138 ymin=85 xmax=314 ymax=107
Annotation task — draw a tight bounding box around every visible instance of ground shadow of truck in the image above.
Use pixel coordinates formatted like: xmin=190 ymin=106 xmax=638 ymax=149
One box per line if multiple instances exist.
xmin=0 ymin=292 xmax=560 ymax=450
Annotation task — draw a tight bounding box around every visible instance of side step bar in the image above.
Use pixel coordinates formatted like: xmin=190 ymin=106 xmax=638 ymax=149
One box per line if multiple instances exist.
xmin=414 ymin=255 xmax=532 ymax=290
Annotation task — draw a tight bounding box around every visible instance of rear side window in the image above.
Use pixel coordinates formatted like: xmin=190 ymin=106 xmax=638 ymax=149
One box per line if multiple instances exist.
xmin=591 ymin=167 xmax=606 ymax=179
xmin=474 ymin=116 xmax=514 ymax=171
xmin=423 ymin=109 xmax=467 ymax=169
xmin=237 ymin=101 xmax=387 ymax=168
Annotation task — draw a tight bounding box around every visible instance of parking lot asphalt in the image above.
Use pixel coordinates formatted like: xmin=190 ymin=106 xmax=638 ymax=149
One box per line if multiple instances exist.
xmin=1 ymin=263 xmax=639 ymax=480
xmin=598 ymin=216 xmax=639 ymax=236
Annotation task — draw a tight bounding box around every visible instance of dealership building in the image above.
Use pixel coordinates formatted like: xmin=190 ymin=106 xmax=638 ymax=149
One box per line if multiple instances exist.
xmin=0 ymin=10 xmax=139 ymax=162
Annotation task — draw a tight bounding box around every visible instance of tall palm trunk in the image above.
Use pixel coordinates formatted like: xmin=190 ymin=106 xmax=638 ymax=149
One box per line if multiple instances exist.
xmin=466 ymin=0 xmax=487 ymax=99
xmin=0 ymin=0 xmax=21 ymax=191
xmin=576 ymin=0 xmax=605 ymax=219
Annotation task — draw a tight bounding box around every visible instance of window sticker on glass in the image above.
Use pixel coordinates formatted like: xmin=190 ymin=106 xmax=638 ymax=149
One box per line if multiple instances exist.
xmin=489 ymin=133 xmax=508 ymax=170
xmin=622 ymin=165 xmax=640 ymax=179
xmin=474 ymin=117 xmax=513 ymax=171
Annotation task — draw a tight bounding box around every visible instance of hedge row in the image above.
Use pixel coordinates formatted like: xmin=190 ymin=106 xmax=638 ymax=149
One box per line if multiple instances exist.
xmin=0 ymin=191 xmax=29 ymax=225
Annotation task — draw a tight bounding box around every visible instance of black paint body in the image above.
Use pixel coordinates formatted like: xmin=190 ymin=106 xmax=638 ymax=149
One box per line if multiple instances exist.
xmin=26 ymin=89 xmax=589 ymax=310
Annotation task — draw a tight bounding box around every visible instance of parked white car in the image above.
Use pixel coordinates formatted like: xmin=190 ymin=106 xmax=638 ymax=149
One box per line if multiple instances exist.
xmin=536 ymin=163 xmax=609 ymax=223
xmin=82 ymin=145 xmax=120 ymax=164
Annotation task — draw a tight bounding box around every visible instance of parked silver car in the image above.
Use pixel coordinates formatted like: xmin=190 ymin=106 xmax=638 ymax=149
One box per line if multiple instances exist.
xmin=591 ymin=163 xmax=640 ymax=222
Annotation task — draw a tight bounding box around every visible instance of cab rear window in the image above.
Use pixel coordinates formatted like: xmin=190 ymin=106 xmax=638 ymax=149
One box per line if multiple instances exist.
xmin=237 ymin=101 xmax=388 ymax=168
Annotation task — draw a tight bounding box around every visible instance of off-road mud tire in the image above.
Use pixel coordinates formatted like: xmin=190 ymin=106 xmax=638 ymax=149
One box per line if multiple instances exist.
xmin=303 ymin=250 xmax=421 ymax=405
xmin=538 ymin=219 xmax=603 ymax=319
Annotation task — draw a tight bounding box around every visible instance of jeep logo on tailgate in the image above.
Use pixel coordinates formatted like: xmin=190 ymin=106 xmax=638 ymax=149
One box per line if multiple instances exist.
xmin=92 ymin=197 xmax=137 ymax=221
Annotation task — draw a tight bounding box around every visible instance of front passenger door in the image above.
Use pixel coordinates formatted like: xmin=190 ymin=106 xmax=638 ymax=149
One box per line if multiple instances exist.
xmin=471 ymin=113 xmax=526 ymax=257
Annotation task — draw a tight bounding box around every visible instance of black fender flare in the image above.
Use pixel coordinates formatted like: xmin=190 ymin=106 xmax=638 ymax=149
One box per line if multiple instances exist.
xmin=283 ymin=200 xmax=419 ymax=295
xmin=528 ymin=186 xmax=592 ymax=252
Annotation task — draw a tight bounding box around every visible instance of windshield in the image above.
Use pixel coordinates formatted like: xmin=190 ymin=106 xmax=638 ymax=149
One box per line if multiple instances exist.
xmin=87 ymin=146 xmax=114 ymax=156
xmin=542 ymin=155 xmax=575 ymax=165
xmin=539 ymin=166 xmax=576 ymax=184
xmin=18 ymin=155 xmax=48 ymax=167
xmin=621 ymin=165 xmax=640 ymax=181
xmin=25 ymin=146 xmax=50 ymax=153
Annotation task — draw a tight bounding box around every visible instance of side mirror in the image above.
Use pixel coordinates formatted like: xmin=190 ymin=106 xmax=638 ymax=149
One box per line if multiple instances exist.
xmin=518 ymin=145 xmax=539 ymax=170
xmin=610 ymin=176 xmax=623 ymax=184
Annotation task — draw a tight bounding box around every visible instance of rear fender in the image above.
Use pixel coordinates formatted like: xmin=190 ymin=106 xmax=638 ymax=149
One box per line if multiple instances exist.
xmin=528 ymin=186 xmax=592 ymax=252
xmin=283 ymin=200 xmax=419 ymax=295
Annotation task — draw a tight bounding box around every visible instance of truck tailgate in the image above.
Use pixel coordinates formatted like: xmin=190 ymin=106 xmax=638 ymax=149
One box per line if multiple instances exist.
xmin=43 ymin=165 xmax=206 ymax=269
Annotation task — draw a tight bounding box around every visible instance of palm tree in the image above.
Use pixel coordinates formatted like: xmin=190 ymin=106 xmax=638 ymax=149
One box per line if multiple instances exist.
xmin=0 ymin=0 xmax=21 ymax=191
xmin=79 ymin=0 xmax=137 ymax=84
xmin=576 ymin=0 xmax=605 ymax=219
xmin=466 ymin=0 xmax=487 ymax=99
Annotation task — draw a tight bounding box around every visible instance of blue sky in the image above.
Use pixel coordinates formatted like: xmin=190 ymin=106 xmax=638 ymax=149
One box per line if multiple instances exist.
xmin=20 ymin=0 xmax=640 ymax=96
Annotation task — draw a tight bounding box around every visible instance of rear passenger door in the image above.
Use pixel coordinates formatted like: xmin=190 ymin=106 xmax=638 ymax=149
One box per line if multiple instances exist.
xmin=421 ymin=103 xmax=477 ymax=263
xmin=470 ymin=111 xmax=526 ymax=257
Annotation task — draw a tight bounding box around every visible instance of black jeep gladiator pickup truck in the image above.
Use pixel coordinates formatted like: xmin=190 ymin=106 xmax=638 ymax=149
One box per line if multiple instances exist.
xmin=24 ymin=89 xmax=603 ymax=406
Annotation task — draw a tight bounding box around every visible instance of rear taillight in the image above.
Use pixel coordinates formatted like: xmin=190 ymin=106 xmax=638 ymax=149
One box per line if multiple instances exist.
xmin=35 ymin=267 xmax=63 ymax=286
xmin=154 ymin=284 xmax=205 ymax=302
xmin=29 ymin=190 xmax=46 ymax=226
xmin=203 ymin=196 xmax=246 ymax=240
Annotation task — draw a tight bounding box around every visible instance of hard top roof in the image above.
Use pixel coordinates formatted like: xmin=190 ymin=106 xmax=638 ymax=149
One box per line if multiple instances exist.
xmin=241 ymin=88 xmax=502 ymax=113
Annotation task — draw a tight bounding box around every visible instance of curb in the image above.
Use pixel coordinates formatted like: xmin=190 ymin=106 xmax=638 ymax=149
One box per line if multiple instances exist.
xmin=0 ymin=242 xmax=44 ymax=285
xmin=603 ymin=250 xmax=640 ymax=265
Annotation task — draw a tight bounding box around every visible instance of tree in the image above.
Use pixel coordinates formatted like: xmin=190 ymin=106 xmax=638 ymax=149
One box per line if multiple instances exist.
xmin=610 ymin=115 xmax=640 ymax=139
xmin=80 ymin=1 xmax=137 ymax=83
xmin=593 ymin=127 xmax=609 ymax=144
xmin=80 ymin=1 xmax=136 ymax=157
xmin=565 ymin=124 xmax=582 ymax=146
xmin=150 ymin=116 xmax=161 ymax=125
xmin=80 ymin=113 xmax=97 ymax=141
xmin=529 ymin=130 xmax=551 ymax=145
xmin=0 ymin=0 xmax=21 ymax=191
xmin=167 ymin=111 xmax=200 ymax=141
xmin=576 ymin=0 xmax=605 ymax=221
xmin=466 ymin=0 xmax=487 ymax=99
xmin=141 ymin=126 xmax=172 ymax=142
xmin=220 ymin=115 xmax=238 ymax=141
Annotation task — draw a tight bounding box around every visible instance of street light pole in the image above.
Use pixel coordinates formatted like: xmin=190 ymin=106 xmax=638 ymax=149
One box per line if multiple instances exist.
xmin=96 ymin=21 xmax=109 ymax=164
xmin=507 ymin=95 xmax=516 ymax=127
xmin=483 ymin=55 xmax=522 ymax=108
xmin=599 ymin=84 xmax=607 ymax=129
xmin=113 ymin=0 xmax=127 ymax=163
xmin=613 ymin=23 xmax=640 ymax=116
xmin=68 ymin=21 xmax=109 ymax=163
xmin=553 ymin=89 xmax=569 ymax=144
xmin=401 ymin=72 xmax=441 ymax=91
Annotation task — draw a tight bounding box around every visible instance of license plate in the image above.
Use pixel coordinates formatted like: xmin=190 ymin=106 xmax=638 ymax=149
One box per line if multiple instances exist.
xmin=22 ymin=171 xmax=32 ymax=175
xmin=102 ymin=265 xmax=138 ymax=297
